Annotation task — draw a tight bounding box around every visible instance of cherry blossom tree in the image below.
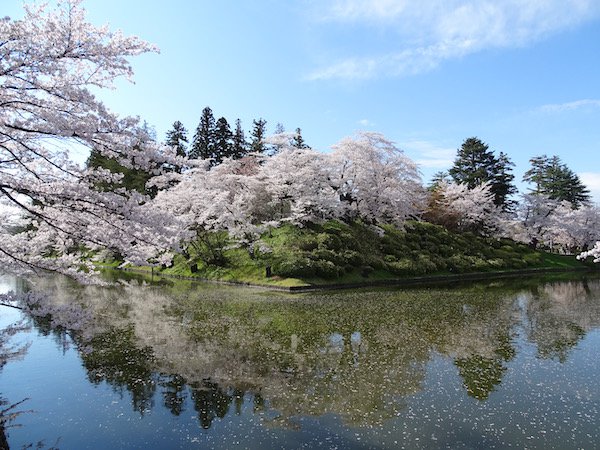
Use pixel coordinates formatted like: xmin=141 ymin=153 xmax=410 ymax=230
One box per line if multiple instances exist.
xmin=426 ymin=181 xmax=499 ymax=234
xmin=0 ymin=0 xmax=182 ymax=279
xmin=504 ymin=194 xmax=600 ymax=253
xmin=579 ymin=242 xmax=600 ymax=263
xmin=150 ymin=132 xmax=428 ymax=268
xmin=151 ymin=156 xmax=271 ymax=265
xmin=547 ymin=203 xmax=600 ymax=252
xmin=328 ymin=132 xmax=425 ymax=225
xmin=261 ymin=135 xmax=339 ymax=225
xmin=503 ymin=194 xmax=560 ymax=249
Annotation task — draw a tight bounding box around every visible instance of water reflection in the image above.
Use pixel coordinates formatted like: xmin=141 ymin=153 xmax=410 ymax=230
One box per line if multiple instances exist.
xmin=2 ymin=273 xmax=600 ymax=445
xmin=524 ymin=280 xmax=600 ymax=362
xmin=0 ymin=275 xmax=32 ymax=447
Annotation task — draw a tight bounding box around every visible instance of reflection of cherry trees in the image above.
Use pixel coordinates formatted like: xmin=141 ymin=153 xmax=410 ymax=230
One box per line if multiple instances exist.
xmin=8 ymin=273 xmax=600 ymax=430
xmin=523 ymin=279 xmax=600 ymax=362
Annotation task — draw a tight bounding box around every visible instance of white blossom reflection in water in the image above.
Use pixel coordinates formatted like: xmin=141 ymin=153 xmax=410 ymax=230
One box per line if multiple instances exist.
xmin=0 ymin=273 xmax=600 ymax=448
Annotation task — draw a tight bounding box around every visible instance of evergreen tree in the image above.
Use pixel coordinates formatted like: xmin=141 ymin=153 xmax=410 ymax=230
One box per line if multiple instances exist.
xmin=165 ymin=120 xmax=188 ymax=173
xmin=165 ymin=120 xmax=188 ymax=158
xmin=86 ymin=145 xmax=154 ymax=195
xmin=523 ymin=155 xmax=590 ymax=208
xmin=250 ymin=118 xmax=267 ymax=153
xmin=231 ymin=118 xmax=248 ymax=159
xmin=490 ymin=151 xmax=517 ymax=210
xmin=448 ymin=137 xmax=516 ymax=210
xmin=292 ymin=127 xmax=309 ymax=149
xmin=190 ymin=106 xmax=216 ymax=161
xmin=427 ymin=171 xmax=450 ymax=190
xmin=522 ymin=155 xmax=549 ymax=194
xmin=213 ymin=117 xmax=233 ymax=164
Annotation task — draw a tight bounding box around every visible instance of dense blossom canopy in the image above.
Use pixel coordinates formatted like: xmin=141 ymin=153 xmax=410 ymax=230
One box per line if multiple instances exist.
xmin=0 ymin=0 xmax=182 ymax=279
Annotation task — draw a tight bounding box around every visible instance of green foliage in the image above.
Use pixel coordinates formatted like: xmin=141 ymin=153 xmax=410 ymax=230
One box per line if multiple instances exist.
xmin=165 ymin=120 xmax=188 ymax=158
xmin=190 ymin=106 xmax=216 ymax=161
xmin=253 ymin=220 xmax=583 ymax=282
xmin=523 ymin=154 xmax=590 ymax=208
xmin=449 ymin=137 xmax=516 ymax=210
xmin=117 ymin=219 xmax=588 ymax=286
xmin=250 ymin=118 xmax=267 ymax=153
xmin=86 ymin=147 xmax=154 ymax=195
xmin=213 ymin=116 xmax=233 ymax=164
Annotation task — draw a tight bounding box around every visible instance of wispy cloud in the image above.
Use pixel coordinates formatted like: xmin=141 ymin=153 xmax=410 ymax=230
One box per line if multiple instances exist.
xmin=401 ymin=140 xmax=455 ymax=169
xmin=308 ymin=0 xmax=600 ymax=80
xmin=357 ymin=118 xmax=375 ymax=126
xmin=537 ymin=99 xmax=600 ymax=114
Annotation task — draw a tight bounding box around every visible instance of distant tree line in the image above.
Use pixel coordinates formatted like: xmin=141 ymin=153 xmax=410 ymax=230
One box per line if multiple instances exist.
xmin=165 ymin=106 xmax=309 ymax=167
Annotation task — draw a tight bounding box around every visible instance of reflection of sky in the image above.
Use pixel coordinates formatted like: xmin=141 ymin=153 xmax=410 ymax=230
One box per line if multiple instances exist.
xmin=327 ymin=332 xmax=344 ymax=353
xmin=0 ymin=274 xmax=17 ymax=295
xmin=325 ymin=331 xmax=363 ymax=355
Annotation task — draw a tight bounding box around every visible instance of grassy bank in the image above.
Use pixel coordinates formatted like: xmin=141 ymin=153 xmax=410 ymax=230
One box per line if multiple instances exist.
xmin=112 ymin=220 xmax=593 ymax=288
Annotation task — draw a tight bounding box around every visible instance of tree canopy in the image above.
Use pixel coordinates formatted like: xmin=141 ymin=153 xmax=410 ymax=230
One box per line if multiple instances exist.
xmin=449 ymin=138 xmax=516 ymax=210
xmin=523 ymin=155 xmax=590 ymax=208
xmin=0 ymin=0 xmax=181 ymax=279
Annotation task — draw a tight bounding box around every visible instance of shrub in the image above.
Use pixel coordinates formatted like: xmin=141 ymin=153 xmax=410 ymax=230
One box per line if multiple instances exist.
xmin=523 ymin=253 xmax=542 ymax=266
xmin=387 ymin=258 xmax=413 ymax=276
xmin=274 ymin=256 xmax=316 ymax=278
xmin=312 ymin=248 xmax=344 ymax=266
xmin=341 ymin=250 xmax=364 ymax=266
xmin=447 ymin=255 xmax=472 ymax=273
xmin=508 ymin=258 xmax=527 ymax=269
xmin=415 ymin=255 xmax=438 ymax=274
xmin=314 ymin=260 xmax=340 ymax=279
xmin=298 ymin=238 xmax=318 ymax=251
xmin=316 ymin=233 xmax=343 ymax=251
xmin=384 ymin=254 xmax=397 ymax=263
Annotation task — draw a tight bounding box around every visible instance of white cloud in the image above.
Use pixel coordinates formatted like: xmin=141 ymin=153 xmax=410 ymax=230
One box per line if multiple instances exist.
xmin=537 ymin=99 xmax=600 ymax=114
xmin=580 ymin=172 xmax=600 ymax=204
xmin=357 ymin=118 xmax=374 ymax=126
xmin=308 ymin=0 xmax=600 ymax=80
xmin=401 ymin=140 xmax=455 ymax=169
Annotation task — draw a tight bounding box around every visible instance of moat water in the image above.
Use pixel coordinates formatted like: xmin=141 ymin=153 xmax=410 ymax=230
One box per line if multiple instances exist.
xmin=1 ymin=272 xmax=600 ymax=448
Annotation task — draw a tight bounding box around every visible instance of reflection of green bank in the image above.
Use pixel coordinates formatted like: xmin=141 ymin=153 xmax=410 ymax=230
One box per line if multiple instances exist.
xmin=56 ymin=274 xmax=600 ymax=427
xmin=102 ymin=221 xmax=595 ymax=291
xmin=114 ymin=264 xmax=595 ymax=292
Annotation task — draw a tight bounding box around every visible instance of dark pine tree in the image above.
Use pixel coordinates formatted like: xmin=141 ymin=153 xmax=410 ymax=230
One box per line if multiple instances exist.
xmin=231 ymin=118 xmax=248 ymax=159
xmin=213 ymin=117 xmax=233 ymax=164
xmin=524 ymin=155 xmax=590 ymax=208
xmin=523 ymin=155 xmax=550 ymax=194
xmin=449 ymin=137 xmax=516 ymax=210
xmin=165 ymin=121 xmax=188 ymax=158
xmin=292 ymin=127 xmax=309 ymax=149
xmin=427 ymin=170 xmax=450 ymax=190
xmin=250 ymin=118 xmax=267 ymax=153
xmin=490 ymin=151 xmax=517 ymax=210
xmin=190 ymin=107 xmax=216 ymax=162
xmin=165 ymin=120 xmax=188 ymax=173
xmin=87 ymin=145 xmax=154 ymax=195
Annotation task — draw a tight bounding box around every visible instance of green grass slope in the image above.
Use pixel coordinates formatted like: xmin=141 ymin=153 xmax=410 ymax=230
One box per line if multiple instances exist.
xmin=135 ymin=220 xmax=592 ymax=287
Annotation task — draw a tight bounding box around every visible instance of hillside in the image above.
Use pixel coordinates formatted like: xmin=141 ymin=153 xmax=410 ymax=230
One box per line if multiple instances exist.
xmin=117 ymin=220 xmax=591 ymax=287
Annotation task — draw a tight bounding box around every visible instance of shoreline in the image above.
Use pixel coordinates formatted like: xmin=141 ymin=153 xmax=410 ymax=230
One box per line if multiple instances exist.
xmin=113 ymin=265 xmax=596 ymax=293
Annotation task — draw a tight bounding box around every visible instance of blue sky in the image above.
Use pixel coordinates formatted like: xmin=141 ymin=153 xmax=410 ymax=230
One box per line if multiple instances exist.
xmin=7 ymin=0 xmax=600 ymax=200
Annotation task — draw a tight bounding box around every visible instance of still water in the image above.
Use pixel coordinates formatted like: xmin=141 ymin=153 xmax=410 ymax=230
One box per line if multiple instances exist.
xmin=1 ymin=272 xmax=600 ymax=449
